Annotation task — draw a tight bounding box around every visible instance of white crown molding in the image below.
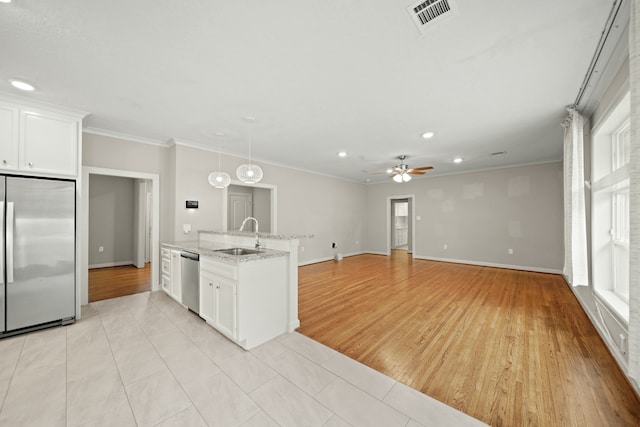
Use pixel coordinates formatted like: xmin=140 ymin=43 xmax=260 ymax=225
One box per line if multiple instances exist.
xmin=83 ymin=127 xmax=169 ymax=147
xmin=0 ymin=91 xmax=89 ymax=118
xmin=171 ymin=137 xmax=366 ymax=185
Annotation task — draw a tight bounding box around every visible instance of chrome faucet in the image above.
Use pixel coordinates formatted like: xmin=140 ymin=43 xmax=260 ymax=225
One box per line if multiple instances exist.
xmin=239 ymin=217 xmax=261 ymax=249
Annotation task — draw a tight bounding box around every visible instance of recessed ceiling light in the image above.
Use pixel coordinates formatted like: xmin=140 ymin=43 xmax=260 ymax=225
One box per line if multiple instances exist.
xmin=0 ymin=0 xmax=12 ymax=4
xmin=337 ymin=151 xmax=347 ymax=158
xmin=453 ymin=157 xmax=463 ymax=164
xmin=421 ymin=131 xmax=435 ymax=139
xmin=10 ymin=79 xmax=35 ymax=91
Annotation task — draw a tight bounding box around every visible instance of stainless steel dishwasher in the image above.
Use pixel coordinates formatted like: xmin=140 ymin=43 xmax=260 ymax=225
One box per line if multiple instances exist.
xmin=180 ymin=251 xmax=200 ymax=314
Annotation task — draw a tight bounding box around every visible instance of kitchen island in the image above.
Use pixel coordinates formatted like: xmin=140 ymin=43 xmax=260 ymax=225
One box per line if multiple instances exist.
xmin=198 ymin=230 xmax=313 ymax=333
xmin=162 ymin=231 xmax=310 ymax=349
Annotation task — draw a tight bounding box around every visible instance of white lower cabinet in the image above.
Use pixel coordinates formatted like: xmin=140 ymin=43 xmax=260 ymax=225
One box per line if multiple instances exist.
xmin=160 ymin=245 xmax=182 ymax=303
xmin=161 ymin=247 xmax=171 ymax=294
xmin=199 ymin=255 xmax=287 ymax=350
xmin=170 ymin=250 xmax=182 ymax=301
xmin=200 ymin=270 xmax=237 ymax=339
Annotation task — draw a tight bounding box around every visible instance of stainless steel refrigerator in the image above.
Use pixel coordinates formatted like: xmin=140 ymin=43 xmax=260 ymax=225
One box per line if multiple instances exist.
xmin=0 ymin=176 xmax=75 ymax=337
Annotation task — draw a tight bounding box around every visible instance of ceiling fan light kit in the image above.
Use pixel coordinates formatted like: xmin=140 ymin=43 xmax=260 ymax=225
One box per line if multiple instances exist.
xmin=385 ymin=155 xmax=432 ymax=183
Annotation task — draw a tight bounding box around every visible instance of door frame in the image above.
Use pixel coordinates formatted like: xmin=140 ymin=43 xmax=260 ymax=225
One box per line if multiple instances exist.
xmin=81 ymin=167 xmax=160 ymax=313
xmin=386 ymin=194 xmax=415 ymax=256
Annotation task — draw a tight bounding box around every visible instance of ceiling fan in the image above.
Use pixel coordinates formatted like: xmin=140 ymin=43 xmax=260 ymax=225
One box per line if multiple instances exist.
xmin=377 ymin=155 xmax=434 ymax=182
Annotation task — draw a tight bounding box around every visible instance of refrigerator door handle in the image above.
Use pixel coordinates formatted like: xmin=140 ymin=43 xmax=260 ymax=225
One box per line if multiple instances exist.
xmin=7 ymin=201 xmax=13 ymax=284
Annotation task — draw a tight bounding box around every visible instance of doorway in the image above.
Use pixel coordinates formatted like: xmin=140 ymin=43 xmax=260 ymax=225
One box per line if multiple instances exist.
xmin=386 ymin=195 xmax=415 ymax=256
xmin=223 ymin=181 xmax=277 ymax=233
xmin=391 ymin=199 xmax=409 ymax=250
xmin=86 ymin=175 xmax=152 ymax=302
xmin=81 ymin=167 xmax=160 ymax=313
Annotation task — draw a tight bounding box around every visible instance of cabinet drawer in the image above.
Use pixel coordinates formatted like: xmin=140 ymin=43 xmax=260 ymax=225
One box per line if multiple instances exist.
xmin=161 ymin=247 xmax=171 ymax=258
xmin=161 ymin=258 xmax=171 ymax=275
xmin=161 ymin=274 xmax=171 ymax=291
xmin=201 ymin=258 xmax=238 ymax=280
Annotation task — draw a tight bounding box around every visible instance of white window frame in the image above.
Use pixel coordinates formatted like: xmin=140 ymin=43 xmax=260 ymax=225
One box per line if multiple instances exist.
xmin=591 ymin=92 xmax=630 ymax=322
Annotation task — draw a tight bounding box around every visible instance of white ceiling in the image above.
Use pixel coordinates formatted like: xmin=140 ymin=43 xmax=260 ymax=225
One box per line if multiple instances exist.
xmin=0 ymin=0 xmax=612 ymax=182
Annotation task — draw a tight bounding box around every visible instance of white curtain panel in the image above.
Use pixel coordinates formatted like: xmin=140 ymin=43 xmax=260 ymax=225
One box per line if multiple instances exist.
xmin=562 ymin=109 xmax=589 ymax=286
xmin=628 ymin=0 xmax=640 ymax=389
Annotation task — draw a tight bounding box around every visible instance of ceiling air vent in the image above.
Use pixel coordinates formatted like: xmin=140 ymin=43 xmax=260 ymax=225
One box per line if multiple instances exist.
xmin=407 ymin=0 xmax=457 ymax=34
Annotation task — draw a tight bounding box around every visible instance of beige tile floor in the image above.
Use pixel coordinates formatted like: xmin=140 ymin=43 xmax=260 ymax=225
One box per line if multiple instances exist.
xmin=0 ymin=291 xmax=488 ymax=427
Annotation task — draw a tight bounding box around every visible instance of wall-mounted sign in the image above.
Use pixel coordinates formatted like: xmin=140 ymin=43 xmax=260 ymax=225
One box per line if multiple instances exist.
xmin=186 ymin=200 xmax=199 ymax=209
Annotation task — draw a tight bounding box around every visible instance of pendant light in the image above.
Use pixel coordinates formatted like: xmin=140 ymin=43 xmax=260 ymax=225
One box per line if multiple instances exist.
xmin=208 ymin=132 xmax=231 ymax=188
xmin=236 ymin=116 xmax=263 ymax=184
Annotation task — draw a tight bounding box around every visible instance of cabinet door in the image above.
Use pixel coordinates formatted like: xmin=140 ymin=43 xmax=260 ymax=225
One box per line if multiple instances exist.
xmin=0 ymin=103 xmax=18 ymax=170
xmin=215 ymin=276 xmax=237 ymax=339
xmin=199 ymin=271 xmax=216 ymax=324
xmin=170 ymin=250 xmax=181 ymax=301
xmin=20 ymin=109 xmax=78 ymax=176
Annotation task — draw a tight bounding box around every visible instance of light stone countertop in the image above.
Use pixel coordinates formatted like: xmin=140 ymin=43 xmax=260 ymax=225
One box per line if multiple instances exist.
xmin=198 ymin=230 xmax=314 ymax=240
xmin=162 ymin=240 xmax=289 ymax=264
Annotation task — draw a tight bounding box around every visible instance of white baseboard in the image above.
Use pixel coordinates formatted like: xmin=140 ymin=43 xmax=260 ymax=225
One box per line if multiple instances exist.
xmin=89 ymin=261 xmax=134 ymax=269
xmin=298 ymin=251 xmax=366 ymax=266
xmin=568 ymin=286 xmax=640 ymax=397
xmin=364 ymin=251 xmax=388 ymax=256
xmin=408 ymin=255 xmax=562 ymax=274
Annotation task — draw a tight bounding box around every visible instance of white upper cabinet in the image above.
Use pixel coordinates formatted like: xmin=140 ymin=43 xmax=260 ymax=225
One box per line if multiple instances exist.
xmin=0 ymin=97 xmax=86 ymax=178
xmin=0 ymin=102 xmax=19 ymax=171
xmin=20 ymin=109 xmax=79 ymax=176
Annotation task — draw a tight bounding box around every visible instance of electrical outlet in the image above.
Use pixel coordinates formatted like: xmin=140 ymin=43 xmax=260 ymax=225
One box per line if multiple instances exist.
xmin=98 ymin=246 xmax=104 ymax=252
xmin=620 ymin=334 xmax=627 ymax=354
xmin=508 ymin=248 xmax=513 ymax=255
xmin=356 ymin=240 xmax=359 ymax=245
xmin=443 ymin=244 xmax=447 ymax=250
xmin=300 ymin=246 xmax=305 ymax=252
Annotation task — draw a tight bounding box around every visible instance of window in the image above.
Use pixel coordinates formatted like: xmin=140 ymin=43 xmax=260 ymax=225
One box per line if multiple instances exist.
xmin=591 ymin=92 xmax=630 ymax=320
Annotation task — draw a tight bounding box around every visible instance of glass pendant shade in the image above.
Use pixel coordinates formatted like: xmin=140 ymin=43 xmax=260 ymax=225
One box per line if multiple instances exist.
xmin=208 ymin=171 xmax=231 ymax=188
xmin=402 ymin=173 xmax=412 ymax=182
xmin=208 ymin=133 xmax=231 ymax=189
xmin=393 ymin=174 xmax=403 ymax=183
xmin=236 ymin=163 xmax=263 ymax=184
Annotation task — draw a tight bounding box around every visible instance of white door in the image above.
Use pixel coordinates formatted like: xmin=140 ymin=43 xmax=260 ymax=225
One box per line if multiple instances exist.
xmin=228 ymin=193 xmax=253 ymax=231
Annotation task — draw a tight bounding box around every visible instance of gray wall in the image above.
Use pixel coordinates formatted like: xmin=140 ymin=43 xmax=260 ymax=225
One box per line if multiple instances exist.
xmin=366 ymin=162 xmax=564 ymax=272
xmin=252 ymin=187 xmax=271 ymax=233
xmin=83 ymin=133 xmax=172 ymax=244
xmin=88 ymin=175 xmax=135 ymax=267
xmin=171 ymin=144 xmax=367 ymax=263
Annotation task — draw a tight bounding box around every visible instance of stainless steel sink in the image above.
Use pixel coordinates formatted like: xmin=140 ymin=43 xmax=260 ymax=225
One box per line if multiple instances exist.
xmin=215 ymin=247 xmax=262 ymax=256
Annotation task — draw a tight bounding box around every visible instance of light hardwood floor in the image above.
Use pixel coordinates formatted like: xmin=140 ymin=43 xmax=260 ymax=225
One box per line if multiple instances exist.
xmin=88 ymin=263 xmax=151 ymax=302
xmin=298 ymin=251 xmax=640 ymax=427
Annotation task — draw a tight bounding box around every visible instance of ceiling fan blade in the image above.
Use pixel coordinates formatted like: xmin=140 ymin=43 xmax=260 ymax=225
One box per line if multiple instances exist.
xmin=411 ymin=166 xmax=434 ymax=171
xmin=408 ymin=171 xmax=426 ymax=175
